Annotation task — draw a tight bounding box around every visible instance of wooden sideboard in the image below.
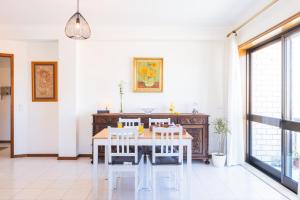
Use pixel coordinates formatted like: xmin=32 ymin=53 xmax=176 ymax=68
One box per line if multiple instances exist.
xmin=92 ymin=113 xmax=210 ymax=163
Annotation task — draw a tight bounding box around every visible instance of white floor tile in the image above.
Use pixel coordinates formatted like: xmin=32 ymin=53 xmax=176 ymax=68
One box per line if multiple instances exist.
xmin=36 ymin=189 xmax=67 ymax=200
xmin=0 ymin=146 xmax=297 ymax=200
xmin=61 ymin=188 xmax=91 ymax=200
xmin=11 ymin=189 xmax=43 ymax=200
xmin=0 ymin=189 xmax=20 ymax=200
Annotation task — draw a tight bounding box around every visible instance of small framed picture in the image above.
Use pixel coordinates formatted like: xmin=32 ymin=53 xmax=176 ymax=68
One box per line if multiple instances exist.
xmin=133 ymin=58 xmax=163 ymax=92
xmin=31 ymin=61 xmax=58 ymax=102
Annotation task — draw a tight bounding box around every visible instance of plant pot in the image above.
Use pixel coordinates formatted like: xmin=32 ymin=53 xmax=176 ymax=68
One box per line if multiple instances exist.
xmin=293 ymin=158 xmax=300 ymax=168
xmin=212 ymin=153 xmax=226 ymax=167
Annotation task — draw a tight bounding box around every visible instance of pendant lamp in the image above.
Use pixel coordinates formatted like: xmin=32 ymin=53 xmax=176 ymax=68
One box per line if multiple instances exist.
xmin=65 ymin=0 xmax=91 ymax=40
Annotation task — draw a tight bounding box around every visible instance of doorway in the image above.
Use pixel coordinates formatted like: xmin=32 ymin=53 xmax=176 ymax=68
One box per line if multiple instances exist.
xmin=0 ymin=53 xmax=14 ymax=158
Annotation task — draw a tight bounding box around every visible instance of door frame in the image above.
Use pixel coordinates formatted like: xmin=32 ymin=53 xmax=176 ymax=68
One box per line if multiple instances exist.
xmin=0 ymin=53 xmax=14 ymax=158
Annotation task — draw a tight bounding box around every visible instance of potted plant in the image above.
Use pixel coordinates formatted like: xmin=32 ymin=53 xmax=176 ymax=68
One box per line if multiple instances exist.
xmin=212 ymin=118 xmax=230 ymax=167
xmin=293 ymin=151 xmax=300 ymax=168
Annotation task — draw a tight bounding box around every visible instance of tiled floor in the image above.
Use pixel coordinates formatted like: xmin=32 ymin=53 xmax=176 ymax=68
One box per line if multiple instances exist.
xmin=0 ymin=145 xmax=294 ymax=200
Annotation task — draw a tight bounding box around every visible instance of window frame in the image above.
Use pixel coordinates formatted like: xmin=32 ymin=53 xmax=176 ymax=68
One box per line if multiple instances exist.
xmin=247 ymin=24 xmax=300 ymax=193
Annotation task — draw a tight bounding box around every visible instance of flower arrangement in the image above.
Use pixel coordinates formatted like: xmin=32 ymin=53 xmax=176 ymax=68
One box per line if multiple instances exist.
xmin=118 ymin=81 xmax=125 ymax=113
xmin=138 ymin=63 xmax=157 ymax=87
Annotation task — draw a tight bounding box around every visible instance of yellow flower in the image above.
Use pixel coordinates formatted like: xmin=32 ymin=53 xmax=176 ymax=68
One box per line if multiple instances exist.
xmin=151 ymin=63 xmax=157 ymax=68
xmin=139 ymin=67 xmax=148 ymax=76
xmin=147 ymin=70 xmax=156 ymax=78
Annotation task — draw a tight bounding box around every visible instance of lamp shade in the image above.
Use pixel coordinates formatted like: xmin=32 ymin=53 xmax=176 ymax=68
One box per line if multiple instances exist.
xmin=65 ymin=12 xmax=91 ymax=40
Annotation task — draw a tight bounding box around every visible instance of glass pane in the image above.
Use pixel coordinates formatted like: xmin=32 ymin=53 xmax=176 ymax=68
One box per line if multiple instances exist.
xmin=285 ymin=131 xmax=300 ymax=182
xmin=251 ymin=41 xmax=282 ymax=118
xmin=251 ymin=122 xmax=281 ymax=171
xmin=285 ymin=31 xmax=300 ymax=183
xmin=290 ymin=32 xmax=300 ymax=122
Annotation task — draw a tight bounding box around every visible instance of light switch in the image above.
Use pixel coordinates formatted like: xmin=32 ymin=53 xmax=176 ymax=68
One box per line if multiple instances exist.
xmin=18 ymin=104 xmax=23 ymax=112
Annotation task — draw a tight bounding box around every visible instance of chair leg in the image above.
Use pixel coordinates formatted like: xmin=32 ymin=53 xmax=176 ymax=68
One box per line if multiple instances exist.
xmin=146 ymin=156 xmax=152 ymax=190
xmin=152 ymin=168 xmax=156 ymax=200
xmin=140 ymin=161 xmax=147 ymax=190
xmin=113 ymin=173 xmax=117 ymax=190
xmin=174 ymin=169 xmax=178 ymax=190
xmin=179 ymin=146 xmax=183 ymax=164
xmin=179 ymin=165 xmax=184 ymax=200
xmin=135 ymin=169 xmax=138 ymax=200
xmin=168 ymin=171 xmax=172 ymax=189
xmin=180 ymin=165 xmax=184 ymax=183
xmin=108 ymin=168 xmax=113 ymax=200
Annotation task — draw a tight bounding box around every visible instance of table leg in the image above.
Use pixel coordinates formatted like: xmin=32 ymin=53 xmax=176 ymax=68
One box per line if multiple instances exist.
xmin=187 ymin=140 xmax=192 ymax=168
xmin=105 ymin=145 xmax=108 ymax=165
xmin=186 ymin=140 xmax=192 ymax=200
xmin=93 ymin=141 xmax=98 ymax=168
xmin=92 ymin=167 xmax=99 ymax=199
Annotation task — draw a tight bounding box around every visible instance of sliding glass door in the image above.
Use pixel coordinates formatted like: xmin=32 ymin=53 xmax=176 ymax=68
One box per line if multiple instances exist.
xmin=248 ymin=27 xmax=300 ymax=192
xmin=283 ymin=31 xmax=300 ymax=191
xmin=249 ymin=40 xmax=282 ymax=180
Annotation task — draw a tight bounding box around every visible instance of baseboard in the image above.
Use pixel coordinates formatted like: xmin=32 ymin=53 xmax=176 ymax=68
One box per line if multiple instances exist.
xmin=0 ymin=140 xmax=11 ymax=143
xmin=58 ymin=154 xmax=91 ymax=160
xmin=13 ymin=154 xmax=58 ymax=158
xmin=13 ymin=154 xmax=91 ymax=160
xmin=13 ymin=154 xmax=27 ymax=158
xmin=78 ymin=154 xmax=92 ymax=158
xmin=57 ymin=156 xmax=78 ymax=160
xmin=27 ymin=154 xmax=58 ymax=157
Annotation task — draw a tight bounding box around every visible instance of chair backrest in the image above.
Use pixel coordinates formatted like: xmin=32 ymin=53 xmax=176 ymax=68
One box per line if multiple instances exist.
xmin=108 ymin=126 xmax=138 ymax=164
xmin=149 ymin=118 xmax=171 ymax=126
xmin=152 ymin=126 xmax=183 ymax=164
xmin=119 ymin=118 xmax=141 ymax=127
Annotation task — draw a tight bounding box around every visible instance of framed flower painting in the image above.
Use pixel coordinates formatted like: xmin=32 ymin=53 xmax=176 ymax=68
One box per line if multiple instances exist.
xmin=133 ymin=58 xmax=163 ymax=92
xmin=31 ymin=61 xmax=58 ymax=102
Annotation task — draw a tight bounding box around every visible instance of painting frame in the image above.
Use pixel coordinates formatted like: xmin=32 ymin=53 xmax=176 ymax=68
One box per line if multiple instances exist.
xmin=133 ymin=57 xmax=163 ymax=92
xmin=31 ymin=61 xmax=58 ymax=102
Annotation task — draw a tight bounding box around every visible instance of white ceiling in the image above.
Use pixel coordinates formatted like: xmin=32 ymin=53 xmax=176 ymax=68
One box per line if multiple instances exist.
xmin=0 ymin=0 xmax=272 ymax=28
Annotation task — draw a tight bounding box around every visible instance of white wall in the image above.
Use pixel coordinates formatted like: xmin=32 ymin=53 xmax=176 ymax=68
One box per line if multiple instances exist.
xmin=0 ymin=57 xmax=11 ymax=141
xmin=238 ymin=2 xmax=300 ymax=111
xmin=77 ymin=40 xmax=226 ymax=154
xmin=0 ymin=21 xmax=228 ymax=155
xmin=58 ymin=39 xmax=78 ymax=157
xmin=0 ymin=40 xmax=59 ymax=154
xmin=238 ymin=0 xmax=300 ymax=44
xmin=27 ymin=41 xmax=59 ymax=154
xmin=0 ymin=40 xmax=29 ymax=154
xmin=1 ymin=38 xmax=226 ymax=155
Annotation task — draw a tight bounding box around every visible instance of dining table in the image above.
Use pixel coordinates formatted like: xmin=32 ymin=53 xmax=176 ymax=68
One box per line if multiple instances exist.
xmin=92 ymin=128 xmax=193 ymax=168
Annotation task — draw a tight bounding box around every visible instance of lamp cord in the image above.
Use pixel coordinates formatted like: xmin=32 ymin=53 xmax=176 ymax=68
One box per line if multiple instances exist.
xmin=77 ymin=0 xmax=79 ymax=12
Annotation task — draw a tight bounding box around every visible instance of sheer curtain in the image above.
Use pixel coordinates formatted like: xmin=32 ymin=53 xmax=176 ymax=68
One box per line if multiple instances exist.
xmin=226 ymin=35 xmax=244 ymax=166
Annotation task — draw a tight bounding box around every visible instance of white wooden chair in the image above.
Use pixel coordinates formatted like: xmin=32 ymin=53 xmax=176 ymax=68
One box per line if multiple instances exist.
xmin=147 ymin=118 xmax=172 ymax=160
xmin=148 ymin=118 xmax=172 ymax=157
xmin=108 ymin=126 xmax=139 ymax=164
xmin=149 ymin=118 xmax=171 ymax=126
xmin=148 ymin=126 xmax=184 ymax=199
xmin=151 ymin=126 xmax=183 ymax=164
xmin=118 ymin=118 xmax=141 ymax=155
xmin=119 ymin=118 xmax=141 ymax=127
xmin=107 ymin=126 xmax=142 ymax=200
